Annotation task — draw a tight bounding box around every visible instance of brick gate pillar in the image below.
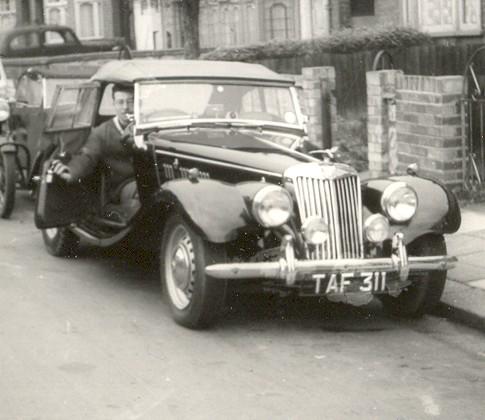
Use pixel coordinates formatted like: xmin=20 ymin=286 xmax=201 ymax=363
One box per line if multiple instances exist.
xmin=302 ymin=66 xmax=337 ymax=148
xmin=366 ymin=70 xmax=403 ymax=178
xmin=395 ymin=75 xmax=464 ymax=190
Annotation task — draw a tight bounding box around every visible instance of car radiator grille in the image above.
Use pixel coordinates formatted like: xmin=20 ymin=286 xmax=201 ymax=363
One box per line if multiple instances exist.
xmin=291 ymin=174 xmax=364 ymax=260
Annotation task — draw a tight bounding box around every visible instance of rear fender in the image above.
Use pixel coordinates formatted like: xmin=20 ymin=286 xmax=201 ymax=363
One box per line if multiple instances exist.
xmin=156 ymin=179 xmax=268 ymax=243
xmin=362 ymin=175 xmax=461 ymax=245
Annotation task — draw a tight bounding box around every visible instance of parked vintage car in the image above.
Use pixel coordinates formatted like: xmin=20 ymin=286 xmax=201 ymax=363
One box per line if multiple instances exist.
xmin=35 ymin=59 xmax=461 ymax=329
xmin=0 ymin=65 xmax=97 ymax=218
xmin=0 ymin=24 xmax=128 ymax=59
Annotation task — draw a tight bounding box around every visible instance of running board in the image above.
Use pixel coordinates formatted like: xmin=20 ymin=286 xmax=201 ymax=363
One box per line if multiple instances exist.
xmin=70 ymin=225 xmax=132 ymax=247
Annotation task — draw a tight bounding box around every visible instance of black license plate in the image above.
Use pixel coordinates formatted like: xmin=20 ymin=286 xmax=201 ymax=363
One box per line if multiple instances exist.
xmin=311 ymin=272 xmax=388 ymax=294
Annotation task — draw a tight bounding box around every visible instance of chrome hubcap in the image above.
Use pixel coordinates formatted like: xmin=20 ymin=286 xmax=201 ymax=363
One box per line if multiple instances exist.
xmin=165 ymin=225 xmax=195 ymax=310
xmin=171 ymin=244 xmax=191 ymax=290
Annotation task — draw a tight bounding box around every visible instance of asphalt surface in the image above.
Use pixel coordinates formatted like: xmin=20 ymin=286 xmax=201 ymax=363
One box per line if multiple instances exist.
xmin=438 ymin=202 xmax=485 ymax=331
xmin=1 ymin=193 xmax=485 ymax=420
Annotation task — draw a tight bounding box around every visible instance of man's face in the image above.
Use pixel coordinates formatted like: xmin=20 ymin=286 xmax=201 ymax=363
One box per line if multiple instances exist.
xmin=113 ymin=90 xmax=134 ymax=126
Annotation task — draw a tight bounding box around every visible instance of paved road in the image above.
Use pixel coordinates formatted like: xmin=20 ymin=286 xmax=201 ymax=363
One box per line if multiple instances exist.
xmin=1 ymin=193 xmax=485 ymax=420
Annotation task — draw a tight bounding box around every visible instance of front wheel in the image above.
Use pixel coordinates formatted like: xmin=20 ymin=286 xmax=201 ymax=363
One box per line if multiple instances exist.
xmin=160 ymin=214 xmax=227 ymax=329
xmin=0 ymin=152 xmax=16 ymax=218
xmin=380 ymin=234 xmax=447 ymax=318
xmin=41 ymin=227 xmax=80 ymax=257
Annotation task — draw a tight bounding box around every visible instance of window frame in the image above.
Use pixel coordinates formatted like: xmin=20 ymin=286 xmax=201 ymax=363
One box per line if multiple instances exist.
xmin=46 ymin=83 xmax=100 ymax=133
xmin=350 ymin=0 xmax=375 ymax=17
xmin=402 ymin=0 xmax=482 ymax=37
xmin=74 ymin=0 xmax=104 ymax=40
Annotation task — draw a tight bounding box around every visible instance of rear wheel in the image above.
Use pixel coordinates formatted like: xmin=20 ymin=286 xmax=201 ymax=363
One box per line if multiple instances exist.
xmin=41 ymin=227 xmax=80 ymax=257
xmin=380 ymin=234 xmax=447 ymax=318
xmin=160 ymin=214 xmax=227 ymax=329
xmin=0 ymin=152 xmax=16 ymax=218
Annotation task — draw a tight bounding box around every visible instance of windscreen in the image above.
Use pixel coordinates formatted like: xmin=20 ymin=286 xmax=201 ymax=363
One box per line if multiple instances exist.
xmin=138 ymin=81 xmax=299 ymax=126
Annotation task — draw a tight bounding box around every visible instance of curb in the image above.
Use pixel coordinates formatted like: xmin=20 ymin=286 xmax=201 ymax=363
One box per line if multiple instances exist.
xmin=435 ymin=280 xmax=485 ymax=333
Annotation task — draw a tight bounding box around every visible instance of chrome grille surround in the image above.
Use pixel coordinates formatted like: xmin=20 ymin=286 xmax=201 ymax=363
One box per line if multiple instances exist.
xmin=284 ymin=162 xmax=364 ymax=260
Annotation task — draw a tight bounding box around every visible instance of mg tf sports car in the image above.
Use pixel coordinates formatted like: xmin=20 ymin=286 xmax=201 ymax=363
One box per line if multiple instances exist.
xmin=34 ymin=59 xmax=461 ymax=329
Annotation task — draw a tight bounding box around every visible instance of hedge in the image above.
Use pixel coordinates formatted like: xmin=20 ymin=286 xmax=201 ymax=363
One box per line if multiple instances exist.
xmin=201 ymin=26 xmax=431 ymax=62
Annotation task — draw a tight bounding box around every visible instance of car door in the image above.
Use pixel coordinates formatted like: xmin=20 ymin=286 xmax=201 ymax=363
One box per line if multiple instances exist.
xmin=34 ymin=82 xmax=100 ymax=229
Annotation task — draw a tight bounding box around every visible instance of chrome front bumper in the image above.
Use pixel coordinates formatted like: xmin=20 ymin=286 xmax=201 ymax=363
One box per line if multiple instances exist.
xmin=205 ymin=233 xmax=457 ymax=286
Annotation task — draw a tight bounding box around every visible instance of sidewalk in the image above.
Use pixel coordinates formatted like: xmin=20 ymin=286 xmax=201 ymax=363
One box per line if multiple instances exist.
xmin=439 ymin=202 xmax=485 ymax=330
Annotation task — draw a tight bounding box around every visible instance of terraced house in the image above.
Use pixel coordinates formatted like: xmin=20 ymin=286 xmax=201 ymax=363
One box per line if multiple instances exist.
xmin=2 ymin=0 xmax=130 ymax=44
xmin=3 ymin=0 xmax=484 ymax=50
xmin=132 ymin=0 xmax=485 ymax=50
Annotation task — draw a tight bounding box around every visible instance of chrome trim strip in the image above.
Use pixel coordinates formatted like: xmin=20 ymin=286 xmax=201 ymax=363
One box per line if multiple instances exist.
xmin=154 ymin=150 xmax=281 ymax=178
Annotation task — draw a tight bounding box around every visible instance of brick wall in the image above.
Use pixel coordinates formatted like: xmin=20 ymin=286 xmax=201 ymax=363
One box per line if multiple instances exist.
xmin=366 ymin=70 xmax=402 ymax=178
xmin=366 ymin=71 xmax=465 ymax=190
xmin=302 ymin=67 xmax=337 ymax=148
xmin=395 ymin=75 xmax=464 ymax=189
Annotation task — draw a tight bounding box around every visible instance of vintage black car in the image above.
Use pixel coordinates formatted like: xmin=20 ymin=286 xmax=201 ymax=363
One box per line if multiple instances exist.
xmin=0 ymin=24 xmax=127 ymax=59
xmin=35 ymin=59 xmax=461 ymax=329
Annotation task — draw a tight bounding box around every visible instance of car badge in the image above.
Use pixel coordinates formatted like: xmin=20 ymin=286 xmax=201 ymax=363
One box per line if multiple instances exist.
xmin=319 ymin=164 xmax=337 ymax=179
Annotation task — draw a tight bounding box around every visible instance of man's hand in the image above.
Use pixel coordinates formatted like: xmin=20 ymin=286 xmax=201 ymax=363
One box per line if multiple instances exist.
xmin=121 ymin=121 xmax=135 ymax=148
xmin=50 ymin=160 xmax=73 ymax=182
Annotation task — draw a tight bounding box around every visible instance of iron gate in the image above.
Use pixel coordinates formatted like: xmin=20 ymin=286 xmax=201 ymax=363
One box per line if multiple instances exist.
xmin=462 ymin=46 xmax=485 ymax=192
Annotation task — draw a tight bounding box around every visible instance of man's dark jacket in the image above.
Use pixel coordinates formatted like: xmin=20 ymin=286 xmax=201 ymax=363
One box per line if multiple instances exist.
xmin=68 ymin=119 xmax=134 ymax=200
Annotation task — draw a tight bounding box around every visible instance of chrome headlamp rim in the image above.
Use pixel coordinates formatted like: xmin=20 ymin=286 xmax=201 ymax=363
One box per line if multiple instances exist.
xmin=380 ymin=181 xmax=418 ymax=223
xmin=252 ymin=185 xmax=293 ymax=228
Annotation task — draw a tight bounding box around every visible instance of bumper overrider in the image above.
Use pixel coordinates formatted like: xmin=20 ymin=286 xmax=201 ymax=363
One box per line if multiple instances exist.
xmin=205 ymin=233 xmax=457 ymax=291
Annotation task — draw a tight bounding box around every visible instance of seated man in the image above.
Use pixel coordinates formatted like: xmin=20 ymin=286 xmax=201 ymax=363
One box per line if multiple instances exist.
xmin=52 ymin=83 xmax=139 ymax=220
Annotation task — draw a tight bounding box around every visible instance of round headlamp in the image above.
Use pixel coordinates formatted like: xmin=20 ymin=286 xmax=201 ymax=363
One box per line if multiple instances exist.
xmin=0 ymin=98 xmax=9 ymax=122
xmin=252 ymin=185 xmax=293 ymax=227
xmin=302 ymin=217 xmax=329 ymax=245
xmin=381 ymin=182 xmax=417 ymax=223
xmin=364 ymin=214 xmax=390 ymax=243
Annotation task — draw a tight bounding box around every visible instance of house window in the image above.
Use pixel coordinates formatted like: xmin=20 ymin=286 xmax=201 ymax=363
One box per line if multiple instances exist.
xmin=220 ymin=5 xmax=242 ymax=46
xmin=264 ymin=0 xmax=294 ymax=41
xmin=268 ymin=4 xmax=289 ymax=40
xmin=44 ymin=0 xmax=67 ymax=32
xmin=199 ymin=4 xmax=218 ymax=48
xmin=173 ymin=2 xmax=184 ymax=48
xmin=0 ymin=0 xmax=15 ymax=29
xmin=403 ymin=0 xmax=481 ymax=36
xmin=74 ymin=0 xmax=103 ymax=40
xmin=351 ymin=0 xmax=374 ymax=17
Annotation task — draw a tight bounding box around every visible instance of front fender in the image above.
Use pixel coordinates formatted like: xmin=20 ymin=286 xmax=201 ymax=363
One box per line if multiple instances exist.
xmin=363 ymin=175 xmax=461 ymax=245
xmin=156 ymin=179 xmax=267 ymax=243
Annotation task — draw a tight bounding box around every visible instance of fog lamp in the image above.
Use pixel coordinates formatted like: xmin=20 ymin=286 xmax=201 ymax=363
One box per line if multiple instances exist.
xmin=302 ymin=217 xmax=329 ymax=245
xmin=364 ymin=214 xmax=389 ymax=243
